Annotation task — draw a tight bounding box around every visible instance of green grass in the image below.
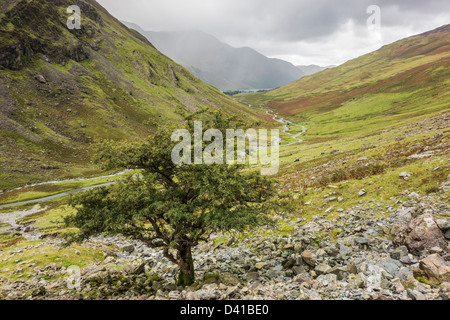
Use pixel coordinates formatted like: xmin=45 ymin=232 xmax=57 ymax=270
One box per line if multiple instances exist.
xmin=0 ymin=171 xmax=132 ymax=205
xmin=0 ymin=242 xmax=107 ymax=281
xmin=290 ymin=155 xmax=449 ymax=221
xmin=0 ymin=232 xmax=26 ymax=250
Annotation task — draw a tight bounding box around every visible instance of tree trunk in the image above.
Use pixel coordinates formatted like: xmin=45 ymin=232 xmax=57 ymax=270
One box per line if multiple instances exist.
xmin=176 ymin=242 xmax=195 ymax=287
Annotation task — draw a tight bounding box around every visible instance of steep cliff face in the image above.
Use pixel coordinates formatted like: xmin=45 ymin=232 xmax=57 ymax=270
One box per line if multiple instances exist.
xmin=0 ymin=0 xmax=261 ymax=190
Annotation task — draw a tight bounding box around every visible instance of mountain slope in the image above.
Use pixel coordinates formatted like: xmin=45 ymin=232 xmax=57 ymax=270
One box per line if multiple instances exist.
xmin=236 ymin=24 xmax=449 ymax=215
xmin=240 ymin=24 xmax=450 ymax=125
xmin=0 ymin=0 xmax=261 ymax=190
xmin=123 ymin=23 xmax=304 ymax=91
xmin=296 ymin=64 xmax=335 ymax=76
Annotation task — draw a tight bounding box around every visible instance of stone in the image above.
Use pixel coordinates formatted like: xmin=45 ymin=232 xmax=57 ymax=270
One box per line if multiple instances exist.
xmin=408 ymin=192 xmax=420 ymax=199
xmin=390 ymin=224 xmax=403 ymax=236
xmin=441 ymin=282 xmax=450 ymax=293
xmin=413 ymin=254 xmax=450 ymax=285
xmin=316 ymin=249 xmax=326 ymax=257
xmin=301 ymin=250 xmax=317 ymax=267
xmin=267 ymin=270 xmax=282 ymax=279
xmin=391 ymin=207 xmax=414 ymax=224
xmin=121 ymin=245 xmax=135 ymax=253
xmin=273 ymin=265 xmax=283 ymax=272
xmin=316 ymin=274 xmax=337 ymax=286
xmin=354 ymin=237 xmax=368 ymax=246
xmin=358 ymin=189 xmax=367 ymax=197
xmin=292 ymin=266 xmax=308 ymax=275
xmin=35 ymin=74 xmax=46 ymax=83
xmin=377 ymin=258 xmax=403 ymax=276
xmin=293 ymin=273 xmax=312 ymax=284
xmin=430 ymin=247 xmax=443 ymax=254
xmin=299 ymin=289 xmax=322 ymax=300
xmin=347 ymin=273 xmax=366 ymax=289
xmin=393 ymin=214 xmax=447 ymax=255
xmin=123 ymin=261 xmax=146 ymax=275
xmin=365 ymin=265 xmax=382 ymax=289
xmin=219 ymin=273 xmax=241 ymax=286
xmin=203 ymin=274 xmax=220 ymax=284
xmin=283 ymin=258 xmax=296 ymax=269
xmin=164 ymin=283 xmax=178 ymax=292
xmin=409 ymin=289 xmax=427 ymax=300
xmin=436 ymin=218 xmax=450 ymax=231
xmin=399 ymin=256 xmax=412 ymax=265
xmin=399 ymin=172 xmax=411 ymax=180
xmin=255 ymin=262 xmax=268 ymax=270
xmin=324 ymin=246 xmax=339 ymax=257
xmin=396 ymin=267 xmax=412 ymax=281
xmin=381 ymin=226 xmax=390 ymax=235
xmin=339 ymin=245 xmax=353 ymax=259
xmin=329 ymin=266 xmax=348 ymax=280
xmin=185 ymin=285 xmax=219 ymax=300
xmin=104 ymin=256 xmax=115 ymax=264
xmin=152 ymin=239 xmax=165 ymax=247
xmin=294 ymin=243 xmax=303 ymax=253
xmin=325 ymin=206 xmax=334 ymax=213
xmin=346 ymin=262 xmax=358 ymax=275
xmin=315 ymin=263 xmax=332 ymax=275
xmin=390 ymin=246 xmax=409 ymax=260
xmin=246 ymin=272 xmax=260 ymax=281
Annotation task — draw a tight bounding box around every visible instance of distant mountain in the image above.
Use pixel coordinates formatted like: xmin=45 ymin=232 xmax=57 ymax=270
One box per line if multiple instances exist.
xmin=296 ymin=64 xmax=335 ymax=76
xmin=123 ymin=22 xmax=305 ymax=91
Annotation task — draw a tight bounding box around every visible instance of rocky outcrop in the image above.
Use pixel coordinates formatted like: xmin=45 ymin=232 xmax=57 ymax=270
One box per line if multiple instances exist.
xmin=1 ymin=191 xmax=449 ymax=301
xmin=0 ymin=0 xmax=94 ymax=70
xmin=414 ymin=254 xmax=450 ymax=285
xmin=393 ymin=214 xmax=447 ymax=255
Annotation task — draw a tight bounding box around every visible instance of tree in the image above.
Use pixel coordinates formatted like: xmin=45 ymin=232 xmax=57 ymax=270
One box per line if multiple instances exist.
xmin=65 ymin=111 xmax=275 ymax=286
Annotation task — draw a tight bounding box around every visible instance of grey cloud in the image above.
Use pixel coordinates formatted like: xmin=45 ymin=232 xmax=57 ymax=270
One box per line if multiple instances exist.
xmin=97 ymin=0 xmax=450 ymax=65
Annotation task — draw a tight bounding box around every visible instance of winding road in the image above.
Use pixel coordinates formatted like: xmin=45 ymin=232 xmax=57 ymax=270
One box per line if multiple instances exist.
xmin=0 ymin=170 xmax=130 ymax=209
xmin=265 ymin=108 xmax=306 ymax=147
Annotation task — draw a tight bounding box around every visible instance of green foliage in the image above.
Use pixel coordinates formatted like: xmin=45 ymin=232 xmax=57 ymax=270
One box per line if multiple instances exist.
xmin=64 ymin=112 xmax=276 ymax=286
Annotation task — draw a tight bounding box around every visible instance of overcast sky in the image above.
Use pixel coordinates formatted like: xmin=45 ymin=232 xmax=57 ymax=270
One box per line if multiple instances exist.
xmin=97 ymin=0 xmax=450 ymax=66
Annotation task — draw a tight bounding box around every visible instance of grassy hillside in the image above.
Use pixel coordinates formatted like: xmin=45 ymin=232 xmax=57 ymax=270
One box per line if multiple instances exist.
xmin=239 ymin=24 xmax=450 ymax=117
xmin=0 ymin=0 xmax=263 ymax=190
xmin=237 ymin=24 xmax=449 ymax=217
xmin=237 ymin=23 xmax=450 ymax=155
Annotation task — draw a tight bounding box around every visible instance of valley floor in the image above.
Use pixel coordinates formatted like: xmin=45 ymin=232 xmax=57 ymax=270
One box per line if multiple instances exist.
xmin=0 ymin=110 xmax=449 ymax=301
